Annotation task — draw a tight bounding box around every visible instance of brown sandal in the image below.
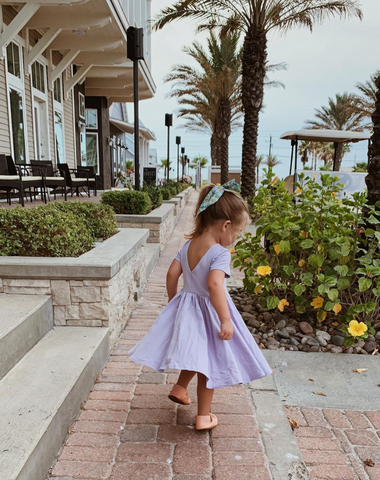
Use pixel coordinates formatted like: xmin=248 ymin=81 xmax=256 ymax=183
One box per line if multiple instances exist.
xmin=168 ymin=384 xmax=191 ymax=405
xmin=195 ymin=413 xmax=218 ymax=430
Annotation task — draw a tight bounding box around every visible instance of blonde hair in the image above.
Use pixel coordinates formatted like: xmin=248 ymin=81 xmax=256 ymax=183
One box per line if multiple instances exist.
xmin=185 ymin=183 xmax=250 ymax=239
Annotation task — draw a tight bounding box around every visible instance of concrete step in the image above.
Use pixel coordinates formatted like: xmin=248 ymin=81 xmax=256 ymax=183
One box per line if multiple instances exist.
xmin=0 ymin=326 xmax=109 ymax=480
xmin=145 ymin=243 xmax=160 ymax=280
xmin=0 ymin=294 xmax=53 ymax=380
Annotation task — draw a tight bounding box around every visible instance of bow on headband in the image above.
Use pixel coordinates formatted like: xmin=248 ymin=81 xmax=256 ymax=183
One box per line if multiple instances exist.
xmin=196 ymin=179 xmax=241 ymax=216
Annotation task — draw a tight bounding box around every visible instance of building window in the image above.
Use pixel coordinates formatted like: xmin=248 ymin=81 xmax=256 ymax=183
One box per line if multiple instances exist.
xmin=31 ymin=61 xmax=45 ymax=93
xmin=54 ymin=111 xmax=64 ymax=164
xmin=85 ymin=109 xmax=97 ymax=129
xmin=6 ymin=42 xmax=21 ymax=79
xmin=78 ymin=92 xmax=85 ymax=119
xmin=53 ymin=77 xmax=62 ymax=103
xmin=9 ymin=88 xmax=26 ymax=164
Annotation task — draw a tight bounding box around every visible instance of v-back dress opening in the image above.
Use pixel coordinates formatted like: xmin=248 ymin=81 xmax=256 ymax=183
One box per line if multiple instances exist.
xmin=128 ymin=239 xmax=272 ymax=389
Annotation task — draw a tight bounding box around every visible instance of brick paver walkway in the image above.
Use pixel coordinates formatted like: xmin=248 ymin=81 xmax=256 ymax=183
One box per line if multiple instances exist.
xmin=49 ymin=191 xmax=380 ymax=480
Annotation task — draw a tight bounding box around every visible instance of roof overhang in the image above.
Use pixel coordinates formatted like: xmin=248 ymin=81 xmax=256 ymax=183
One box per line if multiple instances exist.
xmin=110 ymin=117 xmax=156 ymax=141
xmin=0 ymin=0 xmax=156 ymax=103
xmin=280 ymin=129 xmax=371 ymax=143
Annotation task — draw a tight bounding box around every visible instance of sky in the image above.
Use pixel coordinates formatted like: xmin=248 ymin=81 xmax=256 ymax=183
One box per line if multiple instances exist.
xmin=138 ymin=0 xmax=380 ymax=182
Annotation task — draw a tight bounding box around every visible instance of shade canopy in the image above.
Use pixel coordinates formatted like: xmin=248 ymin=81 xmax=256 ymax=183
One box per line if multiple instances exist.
xmin=280 ymin=129 xmax=370 ymax=144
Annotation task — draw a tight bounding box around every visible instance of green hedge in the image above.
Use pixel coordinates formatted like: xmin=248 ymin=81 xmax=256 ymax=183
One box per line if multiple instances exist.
xmin=101 ymin=190 xmax=152 ymax=214
xmin=142 ymin=183 xmax=163 ymax=209
xmin=161 ymin=188 xmax=171 ymax=200
xmin=0 ymin=202 xmax=118 ymax=257
xmin=50 ymin=202 xmax=117 ymax=239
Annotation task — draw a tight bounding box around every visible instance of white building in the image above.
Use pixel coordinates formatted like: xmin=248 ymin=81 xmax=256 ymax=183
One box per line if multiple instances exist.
xmin=0 ymin=0 xmax=156 ymax=189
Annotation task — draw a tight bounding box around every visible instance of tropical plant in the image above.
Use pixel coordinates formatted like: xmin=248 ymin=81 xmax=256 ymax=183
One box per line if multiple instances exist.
xmin=353 ymin=161 xmax=368 ymax=173
xmin=264 ymin=154 xmax=281 ymax=169
xmin=232 ymin=169 xmax=380 ymax=346
xmin=365 ymin=74 xmax=380 ymax=208
xmin=305 ymin=93 xmax=364 ymax=171
xmin=256 ymin=154 xmax=265 ymax=183
xmin=159 ymin=159 xmax=169 ymax=180
xmin=153 ymin=0 xmax=362 ymax=200
xmin=165 ymin=32 xmax=242 ymax=184
xmin=298 ymin=141 xmax=321 ymax=170
xmin=353 ymin=71 xmax=379 ymax=129
xmin=189 ymin=156 xmax=209 ymax=185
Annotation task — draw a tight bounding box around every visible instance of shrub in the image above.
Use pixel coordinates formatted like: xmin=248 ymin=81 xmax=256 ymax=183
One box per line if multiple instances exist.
xmin=233 ymin=170 xmax=380 ymax=345
xmin=142 ymin=182 xmax=163 ymax=209
xmin=101 ymin=190 xmax=152 ymax=214
xmin=161 ymin=188 xmax=171 ymax=200
xmin=0 ymin=205 xmax=95 ymax=257
xmin=50 ymin=202 xmax=117 ymax=239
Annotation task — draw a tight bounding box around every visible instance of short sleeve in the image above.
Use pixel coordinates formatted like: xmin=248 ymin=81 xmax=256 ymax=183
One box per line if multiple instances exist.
xmin=209 ymin=248 xmax=231 ymax=278
xmin=174 ymin=240 xmax=189 ymax=264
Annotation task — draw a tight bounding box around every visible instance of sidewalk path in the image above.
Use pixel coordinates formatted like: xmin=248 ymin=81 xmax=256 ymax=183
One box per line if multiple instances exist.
xmin=49 ymin=191 xmax=380 ymax=480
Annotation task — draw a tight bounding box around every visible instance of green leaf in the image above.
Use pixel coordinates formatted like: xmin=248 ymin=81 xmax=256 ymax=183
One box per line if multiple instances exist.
xmin=367 ymin=214 xmax=380 ymax=224
xmin=318 ymin=284 xmax=328 ymax=295
xmin=337 ymin=277 xmax=350 ymax=290
xmin=317 ymin=310 xmax=327 ymax=322
xmin=340 ymin=245 xmax=350 ymax=257
xmin=324 ymin=301 xmax=335 ymax=311
xmin=294 ymin=284 xmax=306 ymax=296
xmin=334 ymin=265 xmax=349 ymax=277
xmin=327 ymin=289 xmax=339 ymax=301
xmin=300 ymin=239 xmax=314 ymax=249
xmin=282 ymin=265 xmax=294 ymax=276
xmin=358 ymin=277 xmax=372 ymax=292
xmin=233 ymin=259 xmax=241 ymax=268
xmin=364 ymin=302 xmax=376 ymax=313
xmin=279 ymin=240 xmax=291 ymax=254
xmin=266 ymin=296 xmax=280 ymax=310
xmin=308 ymin=254 xmax=324 ymax=268
xmin=301 ymin=272 xmax=314 ymax=286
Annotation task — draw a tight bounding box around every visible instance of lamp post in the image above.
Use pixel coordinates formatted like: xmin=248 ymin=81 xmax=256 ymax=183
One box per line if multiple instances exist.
xmin=165 ymin=114 xmax=173 ymax=183
xmin=184 ymin=155 xmax=188 ymax=176
xmin=181 ymin=147 xmax=185 ymax=177
xmin=176 ymin=136 xmax=181 ymax=182
xmin=127 ymin=26 xmax=144 ymax=190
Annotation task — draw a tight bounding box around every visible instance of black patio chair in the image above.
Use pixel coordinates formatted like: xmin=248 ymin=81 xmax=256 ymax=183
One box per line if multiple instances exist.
xmin=0 ymin=155 xmax=46 ymax=207
xmin=30 ymin=160 xmax=67 ymax=201
xmin=76 ymin=165 xmax=97 ymax=196
xmin=57 ymin=163 xmax=95 ymax=197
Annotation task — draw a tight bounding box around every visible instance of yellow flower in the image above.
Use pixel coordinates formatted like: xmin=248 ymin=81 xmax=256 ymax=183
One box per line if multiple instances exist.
xmin=310 ymin=297 xmax=324 ymax=309
xmin=274 ymin=244 xmax=281 ymax=255
xmin=230 ymin=248 xmax=236 ymax=254
xmin=313 ymin=173 xmax=317 ymax=179
xmin=254 ymin=285 xmax=262 ymax=294
xmin=348 ymin=320 xmax=368 ymax=337
xmin=332 ymin=192 xmax=336 ymax=197
xmin=337 ymin=200 xmax=341 ymax=204
xmin=333 ymin=303 xmax=342 ymax=315
xmin=317 ymin=244 xmax=324 ymax=252
xmin=294 ymin=188 xmax=302 ymax=194
xmin=278 ymin=299 xmax=289 ymax=312
xmin=298 ymin=259 xmax=305 ymax=267
xmin=270 ymin=176 xmax=279 ymax=185
xmin=244 ymin=257 xmax=252 ymax=264
xmin=257 ymin=266 xmax=272 ymax=277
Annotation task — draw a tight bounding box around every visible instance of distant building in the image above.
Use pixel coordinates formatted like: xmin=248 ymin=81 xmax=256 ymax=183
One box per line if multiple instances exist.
xmin=0 ymin=0 xmax=156 ymax=189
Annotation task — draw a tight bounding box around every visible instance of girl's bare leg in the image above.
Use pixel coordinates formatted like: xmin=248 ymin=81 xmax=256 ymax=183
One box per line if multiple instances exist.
xmin=176 ymin=370 xmax=196 ymax=389
xmin=197 ymin=372 xmax=214 ymax=415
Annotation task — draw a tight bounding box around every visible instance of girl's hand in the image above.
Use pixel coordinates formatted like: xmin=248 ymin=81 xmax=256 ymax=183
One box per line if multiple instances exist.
xmin=219 ymin=320 xmax=233 ymax=340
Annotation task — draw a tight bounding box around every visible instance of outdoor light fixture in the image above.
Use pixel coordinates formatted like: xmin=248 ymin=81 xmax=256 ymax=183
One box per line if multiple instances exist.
xmin=176 ymin=136 xmax=181 ymax=182
xmin=127 ymin=26 xmax=144 ymax=190
xmin=181 ymin=147 xmax=185 ymax=177
xmin=165 ymin=114 xmax=173 ymax=183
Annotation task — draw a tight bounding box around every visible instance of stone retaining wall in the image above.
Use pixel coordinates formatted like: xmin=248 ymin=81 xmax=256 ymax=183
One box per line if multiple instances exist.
xmin=0 ymin=229 xmax=149 ymax=347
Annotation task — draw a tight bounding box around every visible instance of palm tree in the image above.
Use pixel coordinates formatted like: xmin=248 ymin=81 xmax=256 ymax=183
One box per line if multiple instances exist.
xmin=353 ymin=71 xmax=379 ymax=130
xmin=153 ymin=1 xmax=362 ymax=199
xmin=189 ymin=156 xmax=209 ymax=185
xmin=353 ymin=161 xmax=367 ymax=173
xmin=159 ymin=159 xmax=169 ymax=180
xmin=165 ymin=32 xmax=242 ymax=185
xmin=256 ymin=154 xmax=264 ymax=183
xmin=264 ymin=154 xmax=281 ymax=169
xmin=305 ymin=93 xmax=364 ymax=171
xmin=365 ymin=74 xmax=380 ymax=208
xmin=298 ymin=141 xmax=321 ymax=170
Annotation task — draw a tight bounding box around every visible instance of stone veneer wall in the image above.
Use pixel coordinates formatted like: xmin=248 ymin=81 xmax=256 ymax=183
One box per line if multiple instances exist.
xmin=0 ymin=230 xmax=148 ymax=347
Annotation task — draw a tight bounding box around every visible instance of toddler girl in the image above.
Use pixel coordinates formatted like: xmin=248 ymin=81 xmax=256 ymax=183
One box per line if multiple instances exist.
xmin=128 ymin=180 xmax=273 ymax=430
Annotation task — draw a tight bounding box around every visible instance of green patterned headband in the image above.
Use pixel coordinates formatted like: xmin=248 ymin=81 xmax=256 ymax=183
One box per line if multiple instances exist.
xmin=196 ymin=179 xmax=241 ymax=216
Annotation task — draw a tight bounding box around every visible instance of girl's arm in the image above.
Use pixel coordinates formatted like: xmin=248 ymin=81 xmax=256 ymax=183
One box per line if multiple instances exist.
xmin=166 ymin=259 xmax=182 ymax=302
xmin=207 ymin=270 xmax=233 ymax=340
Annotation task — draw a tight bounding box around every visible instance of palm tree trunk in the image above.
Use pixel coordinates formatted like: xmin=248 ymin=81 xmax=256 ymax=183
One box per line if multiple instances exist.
xmin=241 ymin=26 xmax=267 ymax=199
xmin=214 ymin=98 xmax=231 ymax=185
xmin=365 ymin=75 xmax=380 ymax=207
xmin=334 ymin=143 xmax=344 ymax=171
xmin=210 ymin=133 xmax=220 ymax=166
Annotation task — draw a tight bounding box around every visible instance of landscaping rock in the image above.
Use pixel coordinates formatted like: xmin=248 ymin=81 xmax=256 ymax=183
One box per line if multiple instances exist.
xmin=276 ymin=319 xmax=287 ymax=330
xmin=263 ymin=312 xmax=272 ymax=323
xmin=306 ymin=338 xmax=320 ymax=347
xmin=299 ymin=322 xmax=314 ymax=335
xmin=331 ymin=346 xmax=343 ymax=354
xmin=331 ymin=335 xmax=345 ymax=347
xmin=277 ymin=330 xmax=290 ymax=339
xmin=364 ymin=340 xmax=377 ymax=353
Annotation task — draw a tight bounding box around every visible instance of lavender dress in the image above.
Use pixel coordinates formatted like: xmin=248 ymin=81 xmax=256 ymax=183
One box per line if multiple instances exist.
xmin=128 ymin=240 xmax=272 ymax=389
